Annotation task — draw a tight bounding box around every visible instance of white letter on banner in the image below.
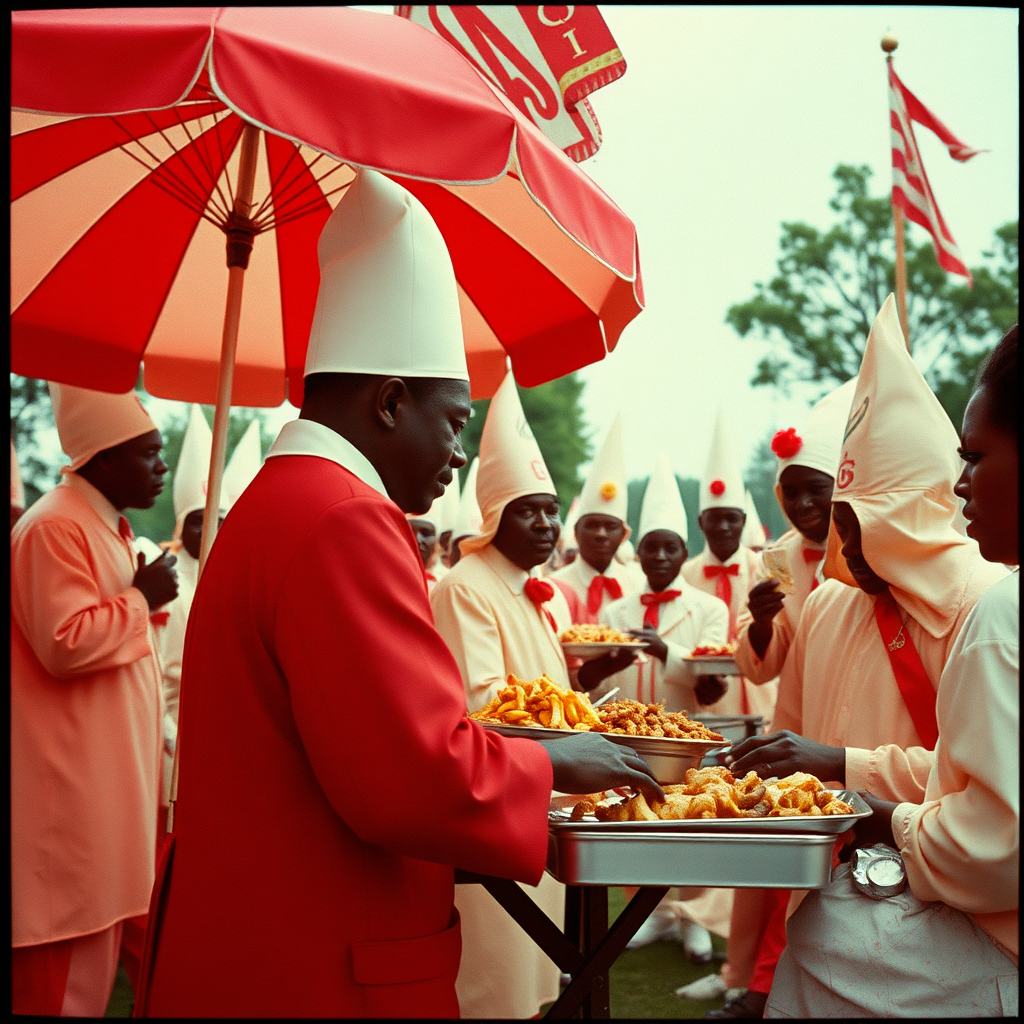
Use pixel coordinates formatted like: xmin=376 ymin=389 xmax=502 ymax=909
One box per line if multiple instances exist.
xmin=562 ymin=27 xmax=587 ymax=58
xmin=537 ymin=6 xmax=574 ymax=28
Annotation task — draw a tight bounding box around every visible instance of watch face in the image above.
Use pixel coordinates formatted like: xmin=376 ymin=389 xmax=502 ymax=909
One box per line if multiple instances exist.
xmin=866 ymin=858 xmax=903 ymax=886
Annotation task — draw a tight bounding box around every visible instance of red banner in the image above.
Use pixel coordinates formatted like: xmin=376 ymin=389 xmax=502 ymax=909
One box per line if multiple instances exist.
xmin=396 ymin=6 xmax=626 ymax=163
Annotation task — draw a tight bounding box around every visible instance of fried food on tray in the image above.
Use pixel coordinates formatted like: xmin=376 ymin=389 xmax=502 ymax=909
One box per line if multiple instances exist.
xmin=690 ymin=642 xmax=738 ymax=657
xmin=469 ymin=674 xmax=604 ymax=731
xmin=560 ymin=623 xmax=638 ymax=644
xmin=595 ymin=700 xmax=725 ymax=742
xmin=582 ymin=766 xmax=854 ymax=821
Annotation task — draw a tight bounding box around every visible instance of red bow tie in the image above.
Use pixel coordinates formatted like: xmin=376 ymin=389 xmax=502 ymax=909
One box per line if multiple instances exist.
xmin=802 ymin=547 xmax=824 ymax=563
xmin=425 ymin=571 xmax=436 ymax=583
xmin=118 ymin=516 xmax=135 ymax=542
xmin=703 ymin=563 xmax=740 ymax=638
xmin=524 ymin=577 xmax=558 ymax=632
xmin=587 ymin=574 xmax=623 ymax=616
xmin=149 ymin=610 xmax=171 ymax=628
xmin=640 ymin=590 xmax=681 ymax=629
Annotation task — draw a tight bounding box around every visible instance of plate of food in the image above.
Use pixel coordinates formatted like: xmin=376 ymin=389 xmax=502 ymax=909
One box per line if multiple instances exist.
xmin=559 ymin=623 xmax=648 ymax=659
xmin=549 ymin=766 xmax=871 ymax=835
xmin=684 ymin=642 xmax=739 ymax=675
xmin=470 ymin=678 xmax=728 ymax=782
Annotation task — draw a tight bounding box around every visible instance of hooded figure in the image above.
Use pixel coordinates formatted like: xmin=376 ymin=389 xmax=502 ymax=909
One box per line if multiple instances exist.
xmin=448 ymin=456 xmax=482 ymax=567
xmin=763 ymin=299 xmax=1016 ymax=1017
xmin=741 ymin=490 xmax=766 ymax=550
xmin=12 ymin=383 xmax=169 ymax=1016
xmin=11 ymin=437 xmax=26 ymax=528
xmin=141 ymin=169 xmax=584 ymax=1019
xmin=551 ymin=413 xmax=641 ymax=621
xmin=431 ymin=368 xmax=571 ymax=1019
xmin=222 ymin=419 xmax=263 ymax=511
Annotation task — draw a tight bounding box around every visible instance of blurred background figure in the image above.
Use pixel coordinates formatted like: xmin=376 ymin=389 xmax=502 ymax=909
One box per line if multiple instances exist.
xmin=11 ymin=437 xmax=26 ymax=530
xmin=447 ymin=456 xmax=481 ymax=569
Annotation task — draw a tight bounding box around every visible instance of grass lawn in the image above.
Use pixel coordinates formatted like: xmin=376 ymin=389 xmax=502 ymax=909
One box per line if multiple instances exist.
xmin=107 ymin=887 xmax=733 ymax=1018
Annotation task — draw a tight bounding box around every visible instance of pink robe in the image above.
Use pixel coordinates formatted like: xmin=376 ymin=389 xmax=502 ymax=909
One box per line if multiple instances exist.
xmin=11 ymin=473 xmax=162 ymax=946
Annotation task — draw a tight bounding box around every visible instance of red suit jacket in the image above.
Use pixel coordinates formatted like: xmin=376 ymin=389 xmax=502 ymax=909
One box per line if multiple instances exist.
xmin=144 ymin=456 xmax=553 ymax=1017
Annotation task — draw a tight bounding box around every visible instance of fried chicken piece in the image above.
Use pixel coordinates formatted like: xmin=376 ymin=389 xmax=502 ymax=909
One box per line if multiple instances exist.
xmin=626 ymin=792 xmax=661 ymax=821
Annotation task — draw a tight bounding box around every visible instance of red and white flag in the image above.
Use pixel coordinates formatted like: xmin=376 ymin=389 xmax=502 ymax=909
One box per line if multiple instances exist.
xmin=396 ymin=6 xmax=626 ymax=163
xmin=888 ymin=63 xmax=986 ymax=284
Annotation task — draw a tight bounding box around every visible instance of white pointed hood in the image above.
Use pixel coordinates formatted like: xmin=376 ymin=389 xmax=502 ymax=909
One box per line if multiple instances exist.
xmin=436 ymin=459 xmax=461 ymax=536
xmin=223 ymin=419 xmax=263 ymax=510
xmin=49 ymin=382 xmax=157 ymax=472
xmin=741 ymin=489 xmax=766 ymax=548
xmin=639 ymin=452 xmax=689 ymax=544
xmin=460 ymin=370 xmax=555 ymax=555
xmin=11 ymin=439 xmax=25 ymax=509
xmin=304 ymin=168 xmax=468 ymax=381
xmin=575 ymin=413 xmax=629 ymax=537
xmin=173 ymin=404 xmax=221 ymax=539
xmin=452 ymin=457 xmax=483 ymax=543
xmin=823 ymin=294 xmax=996 ymax=637
xmin=699 ymin=407 xmax=746 ymax=513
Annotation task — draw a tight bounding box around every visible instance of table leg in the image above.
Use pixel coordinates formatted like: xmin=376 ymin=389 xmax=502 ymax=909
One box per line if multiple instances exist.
xmin=545 ymin=885 xmax=669 ymax=1019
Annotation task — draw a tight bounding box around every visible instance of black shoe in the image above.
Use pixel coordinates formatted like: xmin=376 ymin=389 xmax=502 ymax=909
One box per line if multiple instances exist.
xmin=704 ymin=989 xmax=768 ymax=1019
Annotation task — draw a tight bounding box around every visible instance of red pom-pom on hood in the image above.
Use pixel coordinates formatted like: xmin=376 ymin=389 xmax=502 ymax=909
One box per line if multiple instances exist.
xmin=709 ymin=479 xmax=726 ymax=497
xmin=771 ymin=428 xmax=803 ymax=461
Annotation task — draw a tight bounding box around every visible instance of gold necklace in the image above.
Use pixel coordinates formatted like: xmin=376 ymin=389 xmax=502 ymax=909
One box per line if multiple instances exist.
xmin=888 ymin=611 xmax=910 ymax=652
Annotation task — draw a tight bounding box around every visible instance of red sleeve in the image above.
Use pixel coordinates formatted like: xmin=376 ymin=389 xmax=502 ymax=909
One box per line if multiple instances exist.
xmin=274 ymin=495 xmax=553 ymax=885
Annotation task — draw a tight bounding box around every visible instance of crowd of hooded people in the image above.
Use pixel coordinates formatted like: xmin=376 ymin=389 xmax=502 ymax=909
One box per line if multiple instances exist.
xmin=10 ymin=169 xmax=1018 ymax=1019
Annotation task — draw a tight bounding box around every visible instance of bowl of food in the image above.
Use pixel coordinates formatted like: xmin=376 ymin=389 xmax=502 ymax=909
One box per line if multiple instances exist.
xmin=684 ymin=642 xmax=739 ymax=675
xmin=560 ymin=623 xmax=648 ymax=659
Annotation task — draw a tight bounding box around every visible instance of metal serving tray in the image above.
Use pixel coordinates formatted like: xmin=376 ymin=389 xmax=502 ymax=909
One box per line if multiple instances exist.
xmin=548 ymin=790 xmax=870 ymax=836
xmin=690 ymin=714 xmax=764 ymax=744
xmin=480 ymin=721 xmax=728 ymax=784
xmin=561 ymin=640 xmax=647 ymax=659
xmin=546 ymin=828 xmax=836 ymax=888
xmin=683 ymin=655 xmax=739 ymax=675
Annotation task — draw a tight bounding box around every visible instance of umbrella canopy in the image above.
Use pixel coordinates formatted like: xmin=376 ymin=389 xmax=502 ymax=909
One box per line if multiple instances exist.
xmin=11 ymin=6 xmax=644 ymax=405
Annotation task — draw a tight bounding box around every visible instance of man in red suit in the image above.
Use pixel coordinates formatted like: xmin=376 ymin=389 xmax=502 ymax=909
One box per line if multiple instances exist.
xmin=140 ymin=170 xmax=660 ymax=1018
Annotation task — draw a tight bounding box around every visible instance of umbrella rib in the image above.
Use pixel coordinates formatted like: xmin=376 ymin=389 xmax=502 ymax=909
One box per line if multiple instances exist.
xmin=139 ymin=111 xmax=225 ymax=218
xmin=256 ymin=180 xmax=352 ymax=232
xmin=257 ymin=155 xmax=352 ymax=227
xmin=258 ymin=150 xmax=329 ymax=220
xmin=111 ymin=137 xmax=212 ymax=220
xmin=145 ymin=173 xmax=229 ymax=230
xmin=172 ymin=106 xmax=233 ymax=225
xmin=248 ymin=140 xmax=305 ymax=223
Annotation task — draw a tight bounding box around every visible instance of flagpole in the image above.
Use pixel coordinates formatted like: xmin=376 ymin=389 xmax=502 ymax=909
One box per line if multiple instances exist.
xmin=883 ymin=33 xmax=912 ymax=353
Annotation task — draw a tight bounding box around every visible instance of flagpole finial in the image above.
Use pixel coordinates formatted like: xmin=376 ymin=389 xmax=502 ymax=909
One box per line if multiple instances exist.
xmin=881 ymin=33 xmax=899 ymax=54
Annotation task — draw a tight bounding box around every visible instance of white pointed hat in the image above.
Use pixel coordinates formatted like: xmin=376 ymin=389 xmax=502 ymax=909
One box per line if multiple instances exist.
xmin=173 ymin=404 xmax=220 ymax=538
xmin=223 ymin=419 xmax=263 ymax=510
xmin=639 ymin=452 xmax=689 ymax=544
xmin=304 ymin=168 xmax=468 ymax=381
xmin=771 ymin=378 xmax=858 ymax=494
xmin=452 ymin=457 xmax=483 ymax=542
xmin=49 ymin=382 xmax=157 ymax=472
xmin=823 ymin=294 xmax=980 ymax=636
xmin=460 ymin=370 xmax=555 ymax=555
xmin=11 ymin=439 xmax=25 ymax=509
xmin=741 ymin=489 xmax=765 ymax=548
xmin=435 ymin=460 xmax=461 ymax=536
xmin=562 ymin=494 xmax=581 ymax=547
xmin=575 ymin=413 xmax=629 ymax=535
xmin=699 ymin=407 xmax=746 ymax=513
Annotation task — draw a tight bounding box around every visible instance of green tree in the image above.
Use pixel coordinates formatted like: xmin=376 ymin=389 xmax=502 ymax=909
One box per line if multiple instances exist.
xmin=125 ymin=405 xmax=272 ymax=542
xmin=726 ymin=164 xmax=1018 ymax=430
xmin=459 ymin=372 xmax=592 ymax=512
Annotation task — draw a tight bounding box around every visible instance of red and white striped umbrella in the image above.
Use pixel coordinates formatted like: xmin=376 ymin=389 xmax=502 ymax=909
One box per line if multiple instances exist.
xmin=12 ymin=6 xmax=644 ymax=408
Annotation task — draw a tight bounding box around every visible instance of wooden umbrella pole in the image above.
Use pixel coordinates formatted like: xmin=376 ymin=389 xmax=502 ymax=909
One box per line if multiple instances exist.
xmin=169 ymin=122 xmax=260 ymax=832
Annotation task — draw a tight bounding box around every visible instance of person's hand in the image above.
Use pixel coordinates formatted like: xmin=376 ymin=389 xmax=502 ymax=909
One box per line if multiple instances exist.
xmin=694 ymin=673 xmax=728 ymax=706
xmin=724 ymin=729 xmax=846 ymax=784
xmin=535 ymin=733 xmax=665 ymax=805
xmin=133 ymin=549 xmax=179 ymax=610
xmin=577 ymin=648 xmax=639 ymax=691
xmin=746 ymin=580 xmax=786 ymax=659
xmin=852 ymin=791 xmax=900 ymax=849
xmin=747 ymin=579 xmax=786 ymax=625
xmin=626 ymin=627 xmax=667 ymax=663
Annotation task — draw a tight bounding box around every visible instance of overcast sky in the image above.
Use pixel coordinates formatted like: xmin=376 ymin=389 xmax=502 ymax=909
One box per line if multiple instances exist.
xmin=25 ymin=6 xmax=1019 ymax=488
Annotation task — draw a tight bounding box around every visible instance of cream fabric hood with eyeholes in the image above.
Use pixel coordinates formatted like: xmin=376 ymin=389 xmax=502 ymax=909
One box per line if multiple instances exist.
xmin=823 ymin=294 xmax=1005 ymax=637
xmin=459 ymin=370 xmax=554 ymax=555
xmin=49 ymin=381 xmax=157 ymax=473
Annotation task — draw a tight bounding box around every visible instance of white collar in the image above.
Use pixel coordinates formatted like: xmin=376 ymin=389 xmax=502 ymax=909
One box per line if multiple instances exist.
xmin=477 ymin=543 xmax=537 ymax=597
xmin=266 ymin=419 xmax=389 ymax=499
xmin=573 ymin=556 xmax=625 ymax=584
xmin=642 ymin=573 xmax=687 ymax=597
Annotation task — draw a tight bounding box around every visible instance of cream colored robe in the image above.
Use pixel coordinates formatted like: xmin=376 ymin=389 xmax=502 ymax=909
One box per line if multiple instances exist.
xmin=893 ymin=570 xmax=1019 ymax=957
xmin=599 ymin=575 xmax=729 ymax=710
xmin=550 ymin=555 xmax=640 ymax=625
xmin=11 ymin=473 xmax=162 ymax=947
xmin=682 ymin=544 xmax=775 ymax=721
xmin=431 ymin=544 xmax=570 ymax=1018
